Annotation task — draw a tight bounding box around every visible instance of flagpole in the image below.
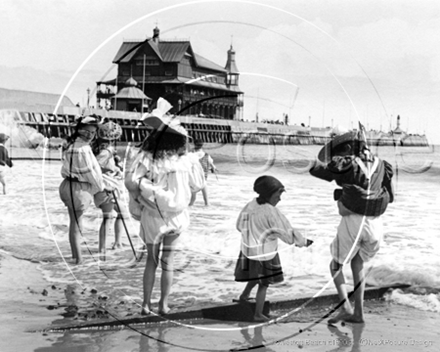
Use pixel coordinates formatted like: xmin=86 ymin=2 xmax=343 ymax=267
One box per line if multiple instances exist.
xmin=142 ymin=54 xmax=146 ymax=114
xmin=114 ymin=74 xmax=118 ymax=111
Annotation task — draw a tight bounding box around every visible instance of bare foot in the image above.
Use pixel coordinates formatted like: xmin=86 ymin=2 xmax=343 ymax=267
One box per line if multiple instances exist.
xmin=342 ymin=314 xmax=365 ymax=324
xmin=112 ymin=243 xmax=123 ymax=250
xmin=253 ymin=314 xmax=270 ymax=322
xmin=328 ymin=308 xmax=354 ymax=325
xmin=140 ymin=306 xmax=151 ymax=316
xmin=158 ymin=303 xmax=171 ymax=315
xmin=233 ymin=296 xmax=256 ymax=303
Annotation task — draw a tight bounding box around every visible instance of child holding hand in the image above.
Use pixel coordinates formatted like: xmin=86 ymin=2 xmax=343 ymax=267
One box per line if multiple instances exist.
xmin=234 ymin=175 xmax=313 ymax=322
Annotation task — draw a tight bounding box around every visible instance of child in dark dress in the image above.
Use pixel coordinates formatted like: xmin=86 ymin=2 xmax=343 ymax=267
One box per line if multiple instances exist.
xmin=234 ymin=175 xmax=312 ymax=322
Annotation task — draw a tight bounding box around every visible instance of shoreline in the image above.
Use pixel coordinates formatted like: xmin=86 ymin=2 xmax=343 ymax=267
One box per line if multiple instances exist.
xmin=1 ymin=250 xmax=439 ymax=351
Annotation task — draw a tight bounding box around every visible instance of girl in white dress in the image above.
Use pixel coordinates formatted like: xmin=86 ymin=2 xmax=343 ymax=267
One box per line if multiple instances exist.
xmin=128 ymin=99 xmax=205 ymax=315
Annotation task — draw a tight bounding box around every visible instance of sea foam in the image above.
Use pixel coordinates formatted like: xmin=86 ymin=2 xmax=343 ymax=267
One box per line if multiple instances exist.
xmin=386 ymin=289 xmax=440 ymax=313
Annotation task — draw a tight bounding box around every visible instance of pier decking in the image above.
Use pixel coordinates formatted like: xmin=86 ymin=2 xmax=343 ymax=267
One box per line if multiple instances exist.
xmin=4 ymin=109 xmax=429 ymax=147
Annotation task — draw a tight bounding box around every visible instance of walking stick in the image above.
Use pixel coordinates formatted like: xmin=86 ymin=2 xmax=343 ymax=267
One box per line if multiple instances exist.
xmin=112 ymin=190 xmax=138 ymax=261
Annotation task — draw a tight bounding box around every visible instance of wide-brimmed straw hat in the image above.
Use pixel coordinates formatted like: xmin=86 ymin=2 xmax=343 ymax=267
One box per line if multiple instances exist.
xmin=97 ymin=121 xmax=123 ymax=141
xmin=74 ymin=115 xmax=101 ymax=127
xmin=318 ymin=131 xmax=358 ymax=163
xmin=141 ymin=98 xmax=188 ymax=137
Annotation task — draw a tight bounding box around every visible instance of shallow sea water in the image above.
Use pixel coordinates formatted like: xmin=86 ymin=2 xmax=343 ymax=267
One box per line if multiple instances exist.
xmin=1 ymin=142 xmax=440 ymax=350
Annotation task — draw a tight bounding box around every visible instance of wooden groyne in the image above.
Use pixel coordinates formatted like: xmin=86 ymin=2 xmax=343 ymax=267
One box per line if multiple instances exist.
xmin=43 ymin=284 xmax=410 ymax=332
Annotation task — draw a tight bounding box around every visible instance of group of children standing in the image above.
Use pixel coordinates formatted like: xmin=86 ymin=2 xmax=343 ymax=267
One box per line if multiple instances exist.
xmin=56 ymin=103 xmax=394 ymax=325
xmin=57 ymin=102 xmax=212 ymax=315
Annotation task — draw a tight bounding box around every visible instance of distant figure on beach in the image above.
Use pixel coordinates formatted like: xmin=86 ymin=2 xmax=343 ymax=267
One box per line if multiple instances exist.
xmin=234 ymin=175 xmax=313 ymax=322
xmin=309 ymin=124 xmax=394 ymax=324
xmin=0 ymin=133 xmax=13 ymax=195
xmin=92 ymin=121 xmax=125 ymax=258
xmin=127 ymin=98 xmax=205 ymax=315
xmin=189 ymin=139 xmax=217 ymax=206
xmin=59 ymin=115 xmax=108 ymax=264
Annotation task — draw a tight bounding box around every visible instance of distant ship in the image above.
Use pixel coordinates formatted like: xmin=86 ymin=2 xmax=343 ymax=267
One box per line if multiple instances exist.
xmin=0 ymin=26 xmax=428 ymax=147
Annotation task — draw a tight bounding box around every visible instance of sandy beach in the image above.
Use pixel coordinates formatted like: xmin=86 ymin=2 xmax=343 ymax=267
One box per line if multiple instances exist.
xmin=1 ymin=143 xmax=439 ymax=351
xmin=0 ymin=251 xmax=439 ymax=352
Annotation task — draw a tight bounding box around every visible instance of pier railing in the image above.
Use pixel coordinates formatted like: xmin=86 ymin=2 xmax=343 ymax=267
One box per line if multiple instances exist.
xmin=12 ymin=111 xmax=429 ymax=147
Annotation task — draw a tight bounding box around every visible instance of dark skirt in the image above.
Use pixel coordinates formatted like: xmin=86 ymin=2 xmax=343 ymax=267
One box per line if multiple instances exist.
xmin=234 ymin=251 xmax=284 ymax=286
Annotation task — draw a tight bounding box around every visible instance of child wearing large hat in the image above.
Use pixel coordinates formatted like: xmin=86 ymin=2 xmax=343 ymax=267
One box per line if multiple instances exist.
xmin=309 ymin=127 xmax=394 ymax=324
xmin=128 ymin=98 xmax=206 ymax=315
xmin=313 ymin=130 xmax=394 ymax=217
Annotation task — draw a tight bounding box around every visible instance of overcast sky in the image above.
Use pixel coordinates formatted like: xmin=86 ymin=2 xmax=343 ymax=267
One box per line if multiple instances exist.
xmin=2 ymin=0 xmax=440 ymax=142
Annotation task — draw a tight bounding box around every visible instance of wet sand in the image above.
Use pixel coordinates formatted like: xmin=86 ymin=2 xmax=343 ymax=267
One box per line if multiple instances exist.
xmin=1 ymin=251 xmax=439 ymax=351
xmin=0 ymin=253 xmax=61 ymax=351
